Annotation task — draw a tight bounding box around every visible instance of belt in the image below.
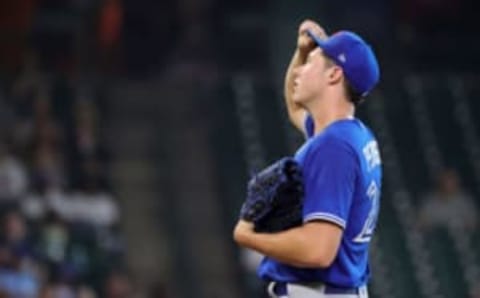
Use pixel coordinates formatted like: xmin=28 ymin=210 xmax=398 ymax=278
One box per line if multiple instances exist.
xmin=272 ymin=281 xmax=360 ymax=295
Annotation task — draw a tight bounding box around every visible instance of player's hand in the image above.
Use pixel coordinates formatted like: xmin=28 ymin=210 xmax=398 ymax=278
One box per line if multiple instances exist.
xmin=297 ymin=20 xmax=327 ymax=57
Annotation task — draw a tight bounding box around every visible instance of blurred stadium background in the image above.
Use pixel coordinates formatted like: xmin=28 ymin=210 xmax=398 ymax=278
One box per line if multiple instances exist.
xmin=0 ymin=0 xmax=479 ymax=297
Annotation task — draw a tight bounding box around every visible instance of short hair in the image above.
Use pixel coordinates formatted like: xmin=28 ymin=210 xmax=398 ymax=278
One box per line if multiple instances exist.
xmin=344 ymin=80 xmax=364 ymax=106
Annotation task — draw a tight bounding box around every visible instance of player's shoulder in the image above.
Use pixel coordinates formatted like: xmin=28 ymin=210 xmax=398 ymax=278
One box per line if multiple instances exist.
xmin=327 ymin=118 xmax=371 ymax=136
xmin=308 ymin=123 xmax=355 ymax=156
xmin=308 ymin=119 xmax=375 ymax=161
xmin=327 ymin=119 xmax=376 ymax=147
xmin=302 ymin=116 xmax=377 ymax=155
xmin=317 ymin=118 xmax=368 ymax=141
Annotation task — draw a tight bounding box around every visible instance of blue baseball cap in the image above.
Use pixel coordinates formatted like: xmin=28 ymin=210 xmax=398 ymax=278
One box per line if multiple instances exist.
xmin=307 ymin=30 xmax=380 ymax=97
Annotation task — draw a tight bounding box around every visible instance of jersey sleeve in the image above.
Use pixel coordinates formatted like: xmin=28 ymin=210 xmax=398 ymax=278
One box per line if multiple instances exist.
xmin=302 ymin=136 xmax=357 ymax=229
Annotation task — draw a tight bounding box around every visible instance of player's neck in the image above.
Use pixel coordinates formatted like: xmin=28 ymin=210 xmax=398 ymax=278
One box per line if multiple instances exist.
xmin=309 ymin=96 xmax=355 ymax=135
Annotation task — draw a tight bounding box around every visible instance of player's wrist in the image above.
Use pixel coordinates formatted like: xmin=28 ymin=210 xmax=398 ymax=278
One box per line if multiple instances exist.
xmin=295 ymin=48 xmax=309 ymax=63
xmin=233 ymin=220 xmax=255 ymax=245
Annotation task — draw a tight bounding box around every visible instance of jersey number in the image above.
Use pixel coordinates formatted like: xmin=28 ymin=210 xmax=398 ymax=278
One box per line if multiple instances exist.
xmin=353 ymin=180 xmax=380 ymax=243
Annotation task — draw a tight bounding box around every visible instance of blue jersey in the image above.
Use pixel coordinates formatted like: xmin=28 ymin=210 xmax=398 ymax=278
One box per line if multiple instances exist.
xmin=258 ymin=115 xmax=382 ymax=287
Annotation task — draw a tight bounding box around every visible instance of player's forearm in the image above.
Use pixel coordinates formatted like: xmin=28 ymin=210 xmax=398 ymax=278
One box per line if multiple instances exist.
xmin=234 ymin=220 xmax=331 ymax=268
xmin=284 ymin=50 xmax=306 ymax=127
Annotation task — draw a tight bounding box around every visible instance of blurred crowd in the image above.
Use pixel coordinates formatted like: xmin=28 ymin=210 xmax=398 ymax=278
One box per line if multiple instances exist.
xmin=0 ymin=50 xmax=132 ymax=296
xmin=0 ymin=0 xmax=223 ymax=296
xmin=0 ymin=0 xmax=131 ymax=295
xmin=0 ymin=14 xmax=131 ymax=294
xmin=0 ymin=51 xmax=131 ymax=296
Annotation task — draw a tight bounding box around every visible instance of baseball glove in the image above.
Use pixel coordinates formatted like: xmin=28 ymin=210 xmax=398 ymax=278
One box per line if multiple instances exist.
xmin=239 ymin=157 xmax=304 ymax=233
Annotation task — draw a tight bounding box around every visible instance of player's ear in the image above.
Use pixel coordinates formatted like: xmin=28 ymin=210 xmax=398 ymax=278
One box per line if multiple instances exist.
xmin=327 ymin=66 xmax=343 ymax=86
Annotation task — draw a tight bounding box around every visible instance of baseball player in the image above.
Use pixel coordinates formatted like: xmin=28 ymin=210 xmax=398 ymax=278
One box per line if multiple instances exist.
xmin=233 ymin=19 xmax=382 ymax=298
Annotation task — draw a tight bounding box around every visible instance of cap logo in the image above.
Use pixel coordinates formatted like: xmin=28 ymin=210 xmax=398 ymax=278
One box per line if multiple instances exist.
xmin=338 ymin=53 xmax=346 ymax=63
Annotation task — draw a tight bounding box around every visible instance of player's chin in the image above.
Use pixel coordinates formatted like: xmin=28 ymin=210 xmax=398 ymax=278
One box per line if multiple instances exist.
xmin=292 ymin=92 xmax=306 ymax=105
